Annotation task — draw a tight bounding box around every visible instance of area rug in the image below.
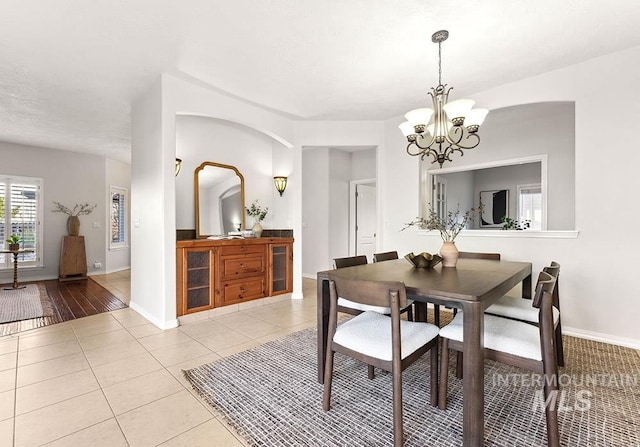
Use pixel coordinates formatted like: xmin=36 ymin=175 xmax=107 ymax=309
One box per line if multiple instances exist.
xmin=184 ymin=326 xmax=640 ymax=446
xmin=0 ymin=284 xmax=47 ymax=323
xmin=0 ymin=283 xmax=58 ymax=335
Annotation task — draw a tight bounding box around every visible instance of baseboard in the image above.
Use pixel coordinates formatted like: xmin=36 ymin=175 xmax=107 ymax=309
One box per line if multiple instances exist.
xmin=302 ymin=273 xmax=317 ymax=279
xmin=563 ymin=326 xmax=640 ymax=350
xmin=291 ymin=292 xmax=304 ymax=300
xmin=128 ymin=302 xmax=178 ymax=330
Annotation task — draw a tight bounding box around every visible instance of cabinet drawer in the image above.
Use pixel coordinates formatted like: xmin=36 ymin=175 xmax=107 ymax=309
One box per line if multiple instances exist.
xmin=220 ymin=244 xmax=265 ymax=256
xmin=220 ymin=278 xmax=265 ymax=305
xmin=221 ymin=256 xmax=265 ymax=279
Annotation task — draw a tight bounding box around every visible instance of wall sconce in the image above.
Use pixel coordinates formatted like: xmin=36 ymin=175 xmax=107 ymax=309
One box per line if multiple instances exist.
xmin=175 ymin=158 xmax=182 ymax=176
xmin=273 ymin=176 xmax=287 ymax=196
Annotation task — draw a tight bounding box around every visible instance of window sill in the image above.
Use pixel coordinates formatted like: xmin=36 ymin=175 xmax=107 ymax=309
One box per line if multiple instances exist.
xmin=416 ymin=229 xmax=580 ymax=239
xmin=0 ymin=264 xmax=45 ymax=272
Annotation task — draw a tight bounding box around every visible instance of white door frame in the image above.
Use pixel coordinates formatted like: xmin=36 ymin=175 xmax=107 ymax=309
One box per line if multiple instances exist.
xmin=348 ymin=178 xmax=376 ymax=257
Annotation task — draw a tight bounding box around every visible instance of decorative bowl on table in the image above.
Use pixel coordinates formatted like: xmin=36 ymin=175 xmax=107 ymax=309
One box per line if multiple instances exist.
xmin=404 ymin=252 xmax=442 ymax=269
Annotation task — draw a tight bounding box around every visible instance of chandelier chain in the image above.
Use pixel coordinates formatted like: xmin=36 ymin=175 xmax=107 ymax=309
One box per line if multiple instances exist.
xmin=438 ymin=41 xmax=442 ymax=87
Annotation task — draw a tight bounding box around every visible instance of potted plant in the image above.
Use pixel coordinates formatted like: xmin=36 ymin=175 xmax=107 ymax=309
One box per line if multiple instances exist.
xmin=403 ymin=205 xmax=482 ymax=267
xmin=500 ymin=216 xmax=531 ymax=230
xmin=5 ymin=234 xmax=21 ymax=251
xmin=246 ymin=200 xmax=268 ymax=237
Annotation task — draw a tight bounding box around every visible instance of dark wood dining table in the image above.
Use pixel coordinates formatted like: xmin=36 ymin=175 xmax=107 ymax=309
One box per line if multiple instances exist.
xmin=316 ymin=257 xmax=532 ymax=447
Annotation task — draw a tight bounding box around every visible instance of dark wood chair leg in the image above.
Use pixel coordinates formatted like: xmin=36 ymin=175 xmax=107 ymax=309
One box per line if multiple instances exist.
xmin=555 ymin=322 xmax=565 ymax=367
xmin=455 ymin=351 xmax=463 ymax=379
xmin=433 ymin=304 xmax=440 ymax=327
xmin=407 ymin=304 xmax=414 ymax=322
xmin=542 ymin=363 xmax=560 ymax=446
xmin=392 ymin=366 xmax=404 ymax=447
xmin=368 ymin=365 xmax=375 ymax=380
xmin=438 ymin=338 xmax=450 ymax=410
xmin=323 ymin=351 xmax=334 ymax=411
xmin=430 ymin=341 xmax=439 ymax=407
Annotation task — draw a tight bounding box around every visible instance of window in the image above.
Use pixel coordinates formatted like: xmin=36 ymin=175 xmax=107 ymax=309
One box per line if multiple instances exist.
xmin=110 ymin=186 xmax=127 ymax=249
xmin=518 ymin=184 xmax=543 ymax=230
xmin=0 ymin=175 xmax=42 ymax=268
xmin=431 ymin=176 xmax=447 ymax=220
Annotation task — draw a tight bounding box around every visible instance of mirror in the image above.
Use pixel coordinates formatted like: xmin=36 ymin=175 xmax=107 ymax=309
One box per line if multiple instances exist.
xmin=195 ymin=162 xmax=245 ymax=238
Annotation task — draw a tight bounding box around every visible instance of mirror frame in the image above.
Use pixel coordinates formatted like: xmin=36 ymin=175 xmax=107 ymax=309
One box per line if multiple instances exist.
xmin=194 ymin=161 xmax=245 ymax=238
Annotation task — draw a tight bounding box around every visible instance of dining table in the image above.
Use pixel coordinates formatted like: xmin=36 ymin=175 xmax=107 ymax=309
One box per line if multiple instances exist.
xmin=316 ymin=257 xmax=532 ymax=447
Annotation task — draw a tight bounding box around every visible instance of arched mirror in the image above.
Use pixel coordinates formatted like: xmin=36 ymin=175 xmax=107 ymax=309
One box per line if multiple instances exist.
xmin=195 ymin=162 xmax=245 ymax=238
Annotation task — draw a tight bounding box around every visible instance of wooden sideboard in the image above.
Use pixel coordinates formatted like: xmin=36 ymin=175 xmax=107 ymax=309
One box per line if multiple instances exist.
xmin=176 ymin=237 xmax=293 ymax=316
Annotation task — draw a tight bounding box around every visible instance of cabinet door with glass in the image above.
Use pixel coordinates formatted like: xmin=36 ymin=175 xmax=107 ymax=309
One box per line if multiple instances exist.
xmin=177 ymin=247 xmax=215 ymax=315
xmin=269 ymin=242 xmax=293 ymax=296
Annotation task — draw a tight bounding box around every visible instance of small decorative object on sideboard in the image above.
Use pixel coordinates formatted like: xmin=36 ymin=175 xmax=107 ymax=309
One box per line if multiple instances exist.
xmin=402 ymin=204 xmax=482 ymax=267
xmin=5 ymin=234 xmax=21 ymax=251
xmin=404 ymin=251 xmax=442 ymax=269
xmin=52 ymin=201 xmax=97 ymax=236
xmin=245 ymin=200 xmax=268 ymax=238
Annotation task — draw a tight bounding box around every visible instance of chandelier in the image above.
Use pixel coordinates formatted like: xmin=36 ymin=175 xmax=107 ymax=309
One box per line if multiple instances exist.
xmin=399 ymin=30 xmax=488 ymax=167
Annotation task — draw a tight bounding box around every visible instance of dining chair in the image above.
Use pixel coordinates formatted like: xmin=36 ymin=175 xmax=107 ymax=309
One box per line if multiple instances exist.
xmin=439 ymin=269 xmax=561 ymax=447
xmin=372 ymin=251 xmax=415 ymax=322
xmin=373 ymin=251 xmax=399 ymax=262
xmin=485 ymin=262 xmax=564 ymax=366
xmin=324 ymin=275 xmax=439 ymax=447
xmin=333 ymin=255 xmax=414 ymax=322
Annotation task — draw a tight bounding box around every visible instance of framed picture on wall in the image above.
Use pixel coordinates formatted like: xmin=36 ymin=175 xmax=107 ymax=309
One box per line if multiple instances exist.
xmin=480 ymin=190 xmax=508 ymax=227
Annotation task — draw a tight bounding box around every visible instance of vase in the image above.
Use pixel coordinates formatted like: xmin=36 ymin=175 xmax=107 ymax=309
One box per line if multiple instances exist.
xmin=67 ymin=215 xmax=80 ymax=236
xmin=439 ymin=241 xmax=459 ymax=267
xmin=8 ymin=243 xmax=19 ymax=252
xmin=252 ymin=220 xmax=263 ymax=238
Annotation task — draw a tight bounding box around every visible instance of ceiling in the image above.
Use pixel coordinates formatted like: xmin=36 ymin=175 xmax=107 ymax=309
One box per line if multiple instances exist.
xmin=1 ymin=0 xmax=639 ymax=162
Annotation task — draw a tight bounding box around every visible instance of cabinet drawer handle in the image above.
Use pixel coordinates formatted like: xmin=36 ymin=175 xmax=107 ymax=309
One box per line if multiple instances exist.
xmin=240 ymin=263 xmax=246 ymax=268
xmin=240 ymin=287 xmax=247 ymax=293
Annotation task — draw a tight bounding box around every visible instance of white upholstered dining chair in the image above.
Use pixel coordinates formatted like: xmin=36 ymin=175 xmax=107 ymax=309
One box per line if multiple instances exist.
xmin=439 ymin=269 xmax=561 ymax=447
xmin=485 ymin=261 xmax=564 ymax=365
xmin=323 ymin=274 xmax=439 ymax=447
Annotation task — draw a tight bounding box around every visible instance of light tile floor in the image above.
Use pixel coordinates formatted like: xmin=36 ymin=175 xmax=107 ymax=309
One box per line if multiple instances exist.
xmin=0 ymin=273 xmax=319 ymax=446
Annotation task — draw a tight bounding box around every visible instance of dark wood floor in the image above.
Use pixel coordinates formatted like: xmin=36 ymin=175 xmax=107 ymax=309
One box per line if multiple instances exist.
xmin=0 ymin=278 xmax=127 ymax=336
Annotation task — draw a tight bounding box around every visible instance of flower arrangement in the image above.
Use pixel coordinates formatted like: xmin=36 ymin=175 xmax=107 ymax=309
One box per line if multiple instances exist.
xmin=246 ymin=200 xmax=268 ymax=222
xmin=402 ymin=205 xmax=482 ymax=242
xmin=52 ymin=201 xmax=97 ymax=216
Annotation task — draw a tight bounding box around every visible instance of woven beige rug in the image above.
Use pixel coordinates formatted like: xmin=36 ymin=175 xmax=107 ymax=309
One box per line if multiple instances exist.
xmin=0 ymin=284 xmax=48 ymax=324
xmin=184 ymin=327 xmax=640 ymax=446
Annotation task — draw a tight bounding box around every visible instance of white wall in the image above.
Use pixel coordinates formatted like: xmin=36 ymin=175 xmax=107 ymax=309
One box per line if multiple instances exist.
xmin=130 ymin=78 xmax=175 ymax=329
xmin=301 ymin=148 xmax=330 ymax=276
xmin=350 ymin=147 xmax=376 ymax=180
xmin=0 ymin=141 xmax=108 ymax=283
xmin=381 ymin=46 xmax=640 ymax=348
xmin=439 ymin=171 xmax=475 ymax=217
xmin=105 ymin=158 xmax=131 ymax=273
xmin=175 ymin=116 xmax=290 ymax=232
xmin=328 ymin=149 xmax=351 ymax=262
